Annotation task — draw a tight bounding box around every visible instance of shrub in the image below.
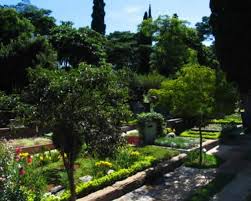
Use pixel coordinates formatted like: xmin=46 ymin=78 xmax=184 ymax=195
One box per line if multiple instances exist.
xmin=137 ymin=112 xmax=165 ymax=136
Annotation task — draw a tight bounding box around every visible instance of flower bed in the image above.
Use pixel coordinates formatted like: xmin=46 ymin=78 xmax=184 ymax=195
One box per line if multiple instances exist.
xmin=21 ymin=146 xmax=179 ymax=201
xmin=155 ymin=136 xmax=200 ymax=149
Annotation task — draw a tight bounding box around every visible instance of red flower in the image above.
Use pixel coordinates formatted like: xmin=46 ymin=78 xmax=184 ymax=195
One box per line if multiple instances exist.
xmin=19 ymin=167 xmax=25 ymax=176
xmin=15 ymin=155 xmax=21 ymax=162
xmin=27 ymin=155 xmax=32 ymax=164
xmin=15 ymin=147 xmax=22 ymax=155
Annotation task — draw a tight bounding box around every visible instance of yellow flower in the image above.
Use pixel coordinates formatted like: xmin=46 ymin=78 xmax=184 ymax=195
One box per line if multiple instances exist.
xmin=130 ymin=151 xmax=140 ymax=157
xmin=40 ymin=156 xmax=44 ymax=161
xmin=95 ymin=161 xmax=112 ymax=168
xmin=20 ymin=152 xmax=29 ymax=158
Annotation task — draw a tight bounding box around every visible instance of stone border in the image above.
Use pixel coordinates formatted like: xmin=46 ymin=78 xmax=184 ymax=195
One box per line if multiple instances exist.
xmin=77 ymin=139 xmax=219 ymax=201
xmin=19 ymin=143 xmax=54 ymax=154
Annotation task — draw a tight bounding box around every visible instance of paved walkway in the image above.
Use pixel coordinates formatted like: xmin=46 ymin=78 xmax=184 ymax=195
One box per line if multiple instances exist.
xmin=207 ymin=134 xmax=251 ymax=201
xmin=114 ymin=166 xmax=216 ymax=201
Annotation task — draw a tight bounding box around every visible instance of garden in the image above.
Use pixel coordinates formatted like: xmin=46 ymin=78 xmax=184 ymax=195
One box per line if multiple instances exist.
xmin=0 ymin=1 xmax=248 ymax=201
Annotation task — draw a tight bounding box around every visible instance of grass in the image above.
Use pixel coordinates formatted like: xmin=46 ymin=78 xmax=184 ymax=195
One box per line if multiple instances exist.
xmin=180 ymin=130 xmax=221 ymax=139
xmin=184 ymin=173 xmax=235 ymax=201
xmin=210 ymin=113 xmax=242 ymax=124
xmin=185 ymin=151 xmax=223 ymax=169
xmin=7 ymin=137 xmax=52 ymax=147
xmin=134 ymin=145 xmax=179 ymax=162
xmin=154 ymin=136 xmax=200 ymax=149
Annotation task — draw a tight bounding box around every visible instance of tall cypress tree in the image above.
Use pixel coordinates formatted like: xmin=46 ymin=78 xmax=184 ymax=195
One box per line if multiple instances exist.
xmin=137 ymin=5 xmax=153 ymax=74
xmin=91 ymin=0 xmax=106 ymax=35
xmin=148 ymin=4 xmax=152 ymax=19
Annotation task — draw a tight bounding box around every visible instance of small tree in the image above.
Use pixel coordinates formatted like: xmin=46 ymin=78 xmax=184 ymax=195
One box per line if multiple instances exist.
xmin=150 ymin=64 xmax=237 ymax=165
xmin=19 ymin=63 xmax=130 ymax=201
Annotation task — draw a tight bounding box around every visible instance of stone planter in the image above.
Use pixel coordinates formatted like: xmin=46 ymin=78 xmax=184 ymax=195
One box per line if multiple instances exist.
xmin=126 ymin=136 xmax=142 ymax=146
xmin=19 ymin=143 xmax=54 ymax=154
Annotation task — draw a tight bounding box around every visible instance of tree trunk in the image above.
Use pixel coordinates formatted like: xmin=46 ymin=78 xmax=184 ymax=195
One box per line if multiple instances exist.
xmin=67 ymin=163 xmax=76 ymax=201
xmin=199 ymin=124 xmax=203 ymax=166
xmin=62 ymin=153 xmax=76 ymax=201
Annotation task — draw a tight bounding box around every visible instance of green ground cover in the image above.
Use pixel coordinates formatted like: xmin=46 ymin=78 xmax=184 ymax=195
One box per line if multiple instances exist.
xmin=185 ymin=151 xmax=223 ymax=169
xmin=155 ymin=137 xmax=200 ymax=149
xmin=210 ymin=113 xmax=242 ymax=124
xmin=184 ymin=173 xmax=235 ymax=201
xmin=180 ymin=130 xmax=221 ymax=139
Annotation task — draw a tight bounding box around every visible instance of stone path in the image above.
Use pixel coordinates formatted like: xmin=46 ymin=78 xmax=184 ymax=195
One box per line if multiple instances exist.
xmin=114 ymin=166 xmax=216 ymax=201
xmin=207 ymin=134 xmax=251 ymax=201
xmin=210 ymin=168 xmax=251 ymax=201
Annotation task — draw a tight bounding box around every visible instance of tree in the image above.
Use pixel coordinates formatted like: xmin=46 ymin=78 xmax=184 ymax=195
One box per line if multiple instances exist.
xmin=195 ymin=16 xmax=213 ymax=42
xmin=141 ymin=15 xmax=200 ymax=76
xmin=106 ymin=31 xmax=139 ymax=70
xmin=150 ymin=64 xmax=237 ymax=165
xmin=91 ymin=0 xmax=106 ymax=35
xmin=19 ymin=64 xmax=130 ymax=200
xmin=210 ymin=0 xmax=251 ymax=130
xmin=50 ymin=22 xmax=106 ymax=68
xmin=137 ymin=5 xmax=153 ymax=74
xmin=3 ymin=3 xmax=56 ymax=35
xmin=0 ymin=8 xmax=34 ymax=45
xmin=0 ymin=8 xmax=56 ymax=92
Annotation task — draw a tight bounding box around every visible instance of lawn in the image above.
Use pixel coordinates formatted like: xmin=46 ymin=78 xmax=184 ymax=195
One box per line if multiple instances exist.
xmin=210 ymin=113 xmax=242 ymax=124
xmin=154 ymin=136 xmax=200 ymax=149
xmin=184 ymin=151 xmax=223 ymax=169
xmin=180 ymin=130 xmax=221 ymax=139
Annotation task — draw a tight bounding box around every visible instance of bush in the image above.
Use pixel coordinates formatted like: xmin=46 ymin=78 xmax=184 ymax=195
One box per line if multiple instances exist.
xmin=137 ymin=112 xmax=165 ymax=136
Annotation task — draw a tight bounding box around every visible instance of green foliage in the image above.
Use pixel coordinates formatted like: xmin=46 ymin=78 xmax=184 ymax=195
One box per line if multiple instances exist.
xmin=0 ymin=8 xmax=34 ymax=45
xmin=141 ymin=15 xmax=200 ymax=76
xmin=137 ymin=112 xmax=165 ymax=136
xmin=50 ymin=23 xmax=107 ymax=68
xmin=0 ymin=33 xmax=57 ymax=92
xmin=211 ymin=113 xmax=242 ymax=124
xmin=134 ymin=73 xmax=166 ymax=93
xmin=134 ymin=145 xmax=179 ymax=162
xmin=184 ymin=174 xmax=234 ymax=201
xmin=195 ymin=16 xmax=212 ymax=42
xmin=106 ymin=31 xmax=139 ymax=70
xmin=91 ymin=0 xmax=106 ymax=35
xmin=155 ymin=137 xmax=199 ymax=149
xmin=185 ymin=151 xmax=223 ymax=169
xmin=180 ymin=130 xmax=221 ymax=139
xmin=18 ymin=63 xmax=130 ymax=200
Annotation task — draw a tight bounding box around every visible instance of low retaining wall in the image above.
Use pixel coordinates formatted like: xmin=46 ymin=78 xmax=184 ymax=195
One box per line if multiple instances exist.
xmin=19 ymin=143 xmax=54 ymax=154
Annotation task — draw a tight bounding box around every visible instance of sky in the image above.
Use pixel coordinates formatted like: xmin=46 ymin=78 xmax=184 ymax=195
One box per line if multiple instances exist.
xmin=0 ymin=0 xmax=211 ymax=33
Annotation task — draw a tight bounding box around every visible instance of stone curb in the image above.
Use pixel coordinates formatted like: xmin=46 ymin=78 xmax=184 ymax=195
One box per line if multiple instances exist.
xmin=77 ymin=140 xmax=219 ymax=201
